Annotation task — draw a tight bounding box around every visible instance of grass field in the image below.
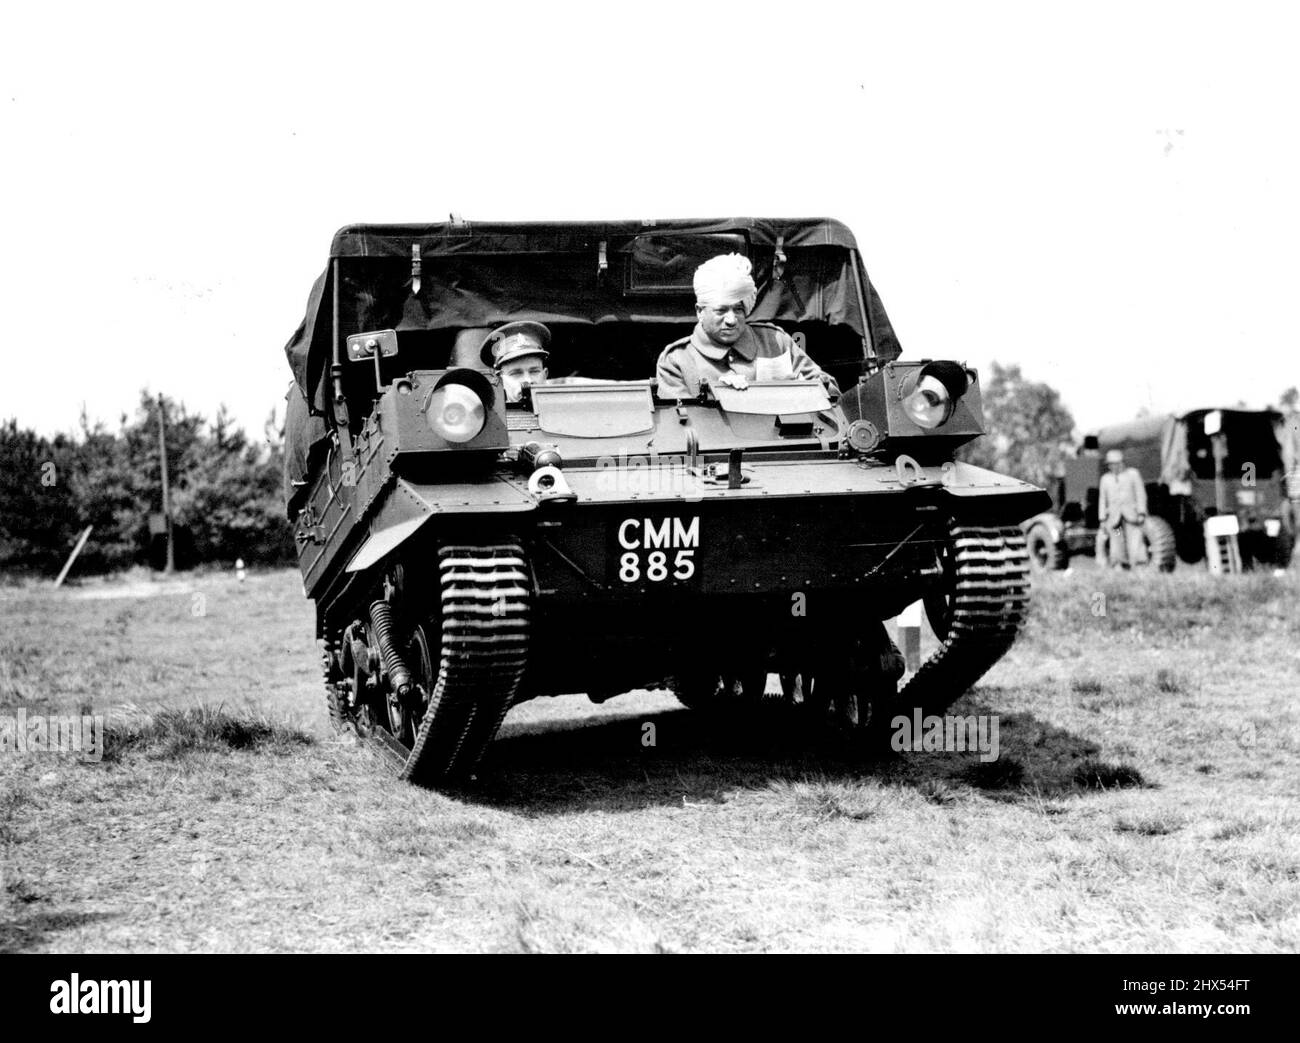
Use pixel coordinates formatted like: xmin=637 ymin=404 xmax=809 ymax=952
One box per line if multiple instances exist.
xmin=1 ymin=563 xmax=1297 ymax=953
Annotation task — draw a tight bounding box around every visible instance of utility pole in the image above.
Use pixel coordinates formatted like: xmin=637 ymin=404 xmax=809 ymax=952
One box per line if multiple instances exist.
xmin=157 ymin=393 xmax=175 ymax=574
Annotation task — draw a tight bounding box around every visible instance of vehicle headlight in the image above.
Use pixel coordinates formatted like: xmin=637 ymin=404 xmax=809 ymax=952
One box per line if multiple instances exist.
xmin=899 ymin=361 xmax=970 ymax=431
xmin=426 ymin=382 xmax=486 ymax=442
xmin=837 ymin=359 xmax=984 ymax=458
xmin=903 ymin=375 xmax=955 ymax=429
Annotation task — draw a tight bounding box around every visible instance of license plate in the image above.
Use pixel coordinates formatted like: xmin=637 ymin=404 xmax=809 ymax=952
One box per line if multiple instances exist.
xmin=609 ymin=514 xmax=701 ymax=586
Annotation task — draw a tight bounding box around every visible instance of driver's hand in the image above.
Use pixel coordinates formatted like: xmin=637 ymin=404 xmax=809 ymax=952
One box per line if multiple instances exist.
xmin=717 ymin=371 xmax=749 ymax=390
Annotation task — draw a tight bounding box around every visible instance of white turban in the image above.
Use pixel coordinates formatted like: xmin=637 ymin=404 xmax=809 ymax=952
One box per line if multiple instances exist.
xmin=694 ymin=253 xmax=757 ymax=312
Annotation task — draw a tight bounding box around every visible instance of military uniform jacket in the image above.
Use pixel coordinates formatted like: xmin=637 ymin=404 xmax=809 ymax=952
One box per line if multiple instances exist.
xmin=1099 ymin=467 xmax=1148 ymax=527
xmin=655 ymin=321 xmax=839 ymax=399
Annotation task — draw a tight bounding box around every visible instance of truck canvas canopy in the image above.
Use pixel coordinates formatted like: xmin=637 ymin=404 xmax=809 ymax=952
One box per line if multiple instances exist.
xmin=1095 ymin=408 xmax=1285 ymax=489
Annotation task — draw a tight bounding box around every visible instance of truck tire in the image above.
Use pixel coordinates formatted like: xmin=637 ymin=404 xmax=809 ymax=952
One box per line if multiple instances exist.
xmin=1142 ymin=516 xmax=1177 ymax=572
xmin=1026 ymin=523 xmax=1068 ymax=571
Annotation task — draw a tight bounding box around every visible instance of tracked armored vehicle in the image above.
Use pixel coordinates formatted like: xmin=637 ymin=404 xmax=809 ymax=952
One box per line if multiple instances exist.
xmin=284 ymin=218 xmax=1050 ymax=785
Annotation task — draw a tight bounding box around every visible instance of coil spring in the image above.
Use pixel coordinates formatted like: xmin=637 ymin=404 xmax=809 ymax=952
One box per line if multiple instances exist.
xmin=368 ymin=599 xmax=412 ymax=696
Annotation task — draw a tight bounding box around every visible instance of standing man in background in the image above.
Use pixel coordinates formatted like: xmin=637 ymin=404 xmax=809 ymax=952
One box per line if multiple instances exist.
xmin=1098 ymin=448 xmax=1148 ymax=568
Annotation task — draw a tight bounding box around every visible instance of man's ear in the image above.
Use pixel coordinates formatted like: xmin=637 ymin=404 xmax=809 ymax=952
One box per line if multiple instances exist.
xmin=695 ymin=303 xmax=705 ymax=318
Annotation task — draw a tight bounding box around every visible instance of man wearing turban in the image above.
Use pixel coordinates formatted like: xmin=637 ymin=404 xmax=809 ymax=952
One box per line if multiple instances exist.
xmin=655 ymin=253 xmax=840 ymax=399
xmin=656 ymin=254 xmax=901 ymax=716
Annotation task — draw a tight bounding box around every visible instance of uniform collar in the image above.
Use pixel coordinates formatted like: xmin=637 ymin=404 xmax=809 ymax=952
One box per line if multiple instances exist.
xmin=691 ymin=322 xmax=757 ymax=362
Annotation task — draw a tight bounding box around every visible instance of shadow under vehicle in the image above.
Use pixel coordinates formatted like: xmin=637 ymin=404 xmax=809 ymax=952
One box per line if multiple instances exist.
xmin=1023 ymin=408 xmax=1296 ymax=571
xmin=283 ymin=217 xmax=1050 ymax=785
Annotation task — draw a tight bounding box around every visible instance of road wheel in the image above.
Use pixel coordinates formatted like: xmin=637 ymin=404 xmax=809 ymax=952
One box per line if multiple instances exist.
xmin=1141 ymin=516 xmax=1177 ymax=572
xmin=1025 ymin=524 xmax=1068 ymax=572
xmin=390 ymin=622 xmax=434 ymax=748
xmin=669 ymin=671 xmax=724 ymax=710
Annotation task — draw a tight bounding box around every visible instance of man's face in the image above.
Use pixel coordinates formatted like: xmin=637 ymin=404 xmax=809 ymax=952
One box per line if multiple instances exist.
xmin=499 ymin=354 xmax=547 ymax=403
xmin=697 ymin=300 xmax=748 ymax=347
xmin=1108 ymin=457 xmax=1124 ymax=473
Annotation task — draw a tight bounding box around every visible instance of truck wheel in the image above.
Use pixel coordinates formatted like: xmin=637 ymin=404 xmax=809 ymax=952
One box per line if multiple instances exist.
xmin=1141 ymin=516 xmax=1177 ymax=572
xmin=1025 ymin=524 xmax=1067 ymax=571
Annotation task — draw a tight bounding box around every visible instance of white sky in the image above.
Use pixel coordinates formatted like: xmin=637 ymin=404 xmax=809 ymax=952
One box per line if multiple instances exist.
xmin=2 ymin=0 xmax=1297 ymax=441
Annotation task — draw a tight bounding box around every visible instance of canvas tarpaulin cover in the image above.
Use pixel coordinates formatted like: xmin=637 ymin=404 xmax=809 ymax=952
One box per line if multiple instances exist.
xmin=1093 ymin=409 xmax=1287 ymax=491
xmin=1179 ymin=408 xmax=1283 ymax=482
xmin=1277 ymin=412 xmax=1300 ymax=499
xmin=1093 ymin=414 xmax=1174 ymax=485
xmin=283 ymin=218 xmax=901 ymax=420
xmin=1161 ymin=415 xmax=1192 ymax=493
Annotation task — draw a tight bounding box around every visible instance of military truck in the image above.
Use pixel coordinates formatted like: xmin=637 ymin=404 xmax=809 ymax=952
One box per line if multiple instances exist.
xmin=283 ymin=218 xmax=1050 ymax=785
xmin=1024 ymin=408 xmax=1295 ymax=571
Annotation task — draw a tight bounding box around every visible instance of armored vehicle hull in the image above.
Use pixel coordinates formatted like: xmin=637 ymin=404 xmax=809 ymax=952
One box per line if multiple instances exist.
xmin=285 ymin=218 xmax=1049 ymax=784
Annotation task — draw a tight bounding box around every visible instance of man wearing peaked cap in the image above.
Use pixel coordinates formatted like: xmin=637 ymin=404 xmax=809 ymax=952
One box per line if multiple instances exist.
xmin=655 ymin=253 xmax=839 ymax=399
xmin=481 ymin=321 xmax=551 ymax=403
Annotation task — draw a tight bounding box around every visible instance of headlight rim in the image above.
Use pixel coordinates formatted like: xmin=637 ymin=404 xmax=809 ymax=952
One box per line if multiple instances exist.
xmin=424 ymin=373 xmax=492 ymax=444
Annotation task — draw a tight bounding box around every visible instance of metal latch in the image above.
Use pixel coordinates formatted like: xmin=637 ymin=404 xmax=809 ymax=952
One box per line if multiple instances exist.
xmin=699 ymin=450 xmax=751 ymax=488
xmin=295 ymin=507 xmax=325 ymax=546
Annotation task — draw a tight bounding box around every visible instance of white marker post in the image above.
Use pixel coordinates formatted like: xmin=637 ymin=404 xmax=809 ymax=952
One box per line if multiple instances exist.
xmin=53 ymin=526 xmax=93 ymax=589
xmin=898 ymin=599 xmax=924 ymax=673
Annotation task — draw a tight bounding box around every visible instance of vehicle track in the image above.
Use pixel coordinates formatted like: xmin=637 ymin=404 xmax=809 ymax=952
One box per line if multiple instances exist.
xmin=900 ymin=525 xmax=1031 ymax=715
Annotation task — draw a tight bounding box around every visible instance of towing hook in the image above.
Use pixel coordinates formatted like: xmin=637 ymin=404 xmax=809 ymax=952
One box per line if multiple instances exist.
xmin=528 ymin=465 xmax=576 ymax=501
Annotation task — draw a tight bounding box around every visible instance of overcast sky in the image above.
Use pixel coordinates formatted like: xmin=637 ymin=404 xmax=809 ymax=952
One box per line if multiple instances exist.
xmin=2 ymin=1 xmax=1296 ymax=442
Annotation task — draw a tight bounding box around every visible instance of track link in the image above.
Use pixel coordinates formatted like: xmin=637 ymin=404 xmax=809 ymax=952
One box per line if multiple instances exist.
xmin=400 ymin=544 xmax=531 ymax=786
xmin=897 ymin=525 xmax=1031 ymax=716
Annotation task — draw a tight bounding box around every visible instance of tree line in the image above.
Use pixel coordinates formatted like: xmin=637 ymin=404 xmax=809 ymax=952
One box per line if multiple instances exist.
xmin=0 ymin=392 xmax=292 ymax=575
xmin=4 ymin=373 xmax=1292 ymax=576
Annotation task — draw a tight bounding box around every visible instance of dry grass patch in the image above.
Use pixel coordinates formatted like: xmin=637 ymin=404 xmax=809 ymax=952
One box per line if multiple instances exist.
xmin=1072 ymin=758 xmax=1146 ymax=791
xmin=102 ymin=705 xmax=314 ymax=762
xmin=2 ymin=565 xmax=1298 ymax=952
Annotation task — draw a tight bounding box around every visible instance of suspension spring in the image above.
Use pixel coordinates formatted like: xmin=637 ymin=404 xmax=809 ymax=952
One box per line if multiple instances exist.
xmin=368 ymin=599 xmax=413 ymax=698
